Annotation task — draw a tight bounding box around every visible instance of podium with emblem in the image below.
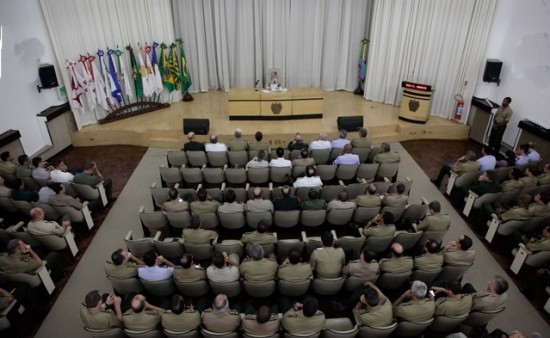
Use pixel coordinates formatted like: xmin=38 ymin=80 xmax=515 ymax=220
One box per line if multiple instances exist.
xmin=398 ymin=81 xmax=434 ymax=124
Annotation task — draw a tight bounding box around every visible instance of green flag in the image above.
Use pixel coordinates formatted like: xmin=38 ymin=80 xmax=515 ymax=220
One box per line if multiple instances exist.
xmin=177 ymin=39 xmax=192 ymax=93
xmin=125 ymin=45 xmax=143 ymax=98
xmin=168 ymin=43 xmax=181 ymax=92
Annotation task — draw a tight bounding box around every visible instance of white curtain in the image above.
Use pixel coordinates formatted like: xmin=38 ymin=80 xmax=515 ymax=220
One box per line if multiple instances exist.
xmin=172 ymin=0 xmax=372 ymax=91
xmin=39 ymin=0 xmax=175 ymax=129
xmin=365 ymin=0 xmax=497 ymax=121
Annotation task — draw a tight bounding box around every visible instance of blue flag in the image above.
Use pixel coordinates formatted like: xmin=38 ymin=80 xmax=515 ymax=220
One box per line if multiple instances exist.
xmin=108 ymin=49 xmax=123 ymax=103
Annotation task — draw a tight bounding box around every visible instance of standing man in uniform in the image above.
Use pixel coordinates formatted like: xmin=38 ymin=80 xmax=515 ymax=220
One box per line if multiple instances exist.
xmin=488 ymin=97 xmax=513 ymax=153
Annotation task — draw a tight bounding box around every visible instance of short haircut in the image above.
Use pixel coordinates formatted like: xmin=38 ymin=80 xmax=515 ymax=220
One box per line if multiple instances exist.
xmin=366 ymin=183 xmax=378 ymax=195
xmin=364 ymin=286 xmax=380 ymax=306
xmin=493 ymin=275 xmax=509 ymax=295
xmin=359 ymin=127 xmax=368 ymax=138
xmin=52 ymin=159 xmax=64 ymax=169
xmin=428 ymin=200 xmax=441 ymax=213
xmin=300 ymin=148 xmax=309 ymax=158
xmin=17 ymin=154 xmax=28 ymax=165
xmin=143 ymin=250 xmax=157 ymax=267
xmin=83 ymin=162 xmax=94 ymax=170
xmin=459 ymin=235 xmax=473 ymax=250
xmin=380 ymin=142 xmax=390 ymax=153
xmin=29 ymin=207 xmax=43 ymax=220
xmin=392 ymin=243 xmax=404 ymax=257
xmin=85 ymin=290 xmax=101 ymax=308
xmin=308 ymin=189 xmax=319 ymax=200
xmin=197 ymin=188 xmax=208 ymax=201
xmin=211 ymin=251 xmax=226 ymax=268
xmin=425 ymin=239 xmax=440 ymax=254
xmin=448 ymin=281 xmax=462 ymax=295
xmin=190 ymin=215 xmax=201 ymax=229
xmin=50 ymin=182 xmax=63 ymax=194
xmin=319 ymin=132 xmax=327 ymax=140
xmin=171 ymin=294 xmax=185 ymax=314
xmin=411 ymin=280 xmax=428 ymax=299
xmin=210 ymin=135 xmax=218 ymax=144
xmin=249 ymin=243 xmax=264 ymax=260
xmin=337 ymin=191 xmax=349 ymax=202
xmin=180 ymin=253 xmax=193 ymax=268
xmin=276 ymin=147 xmax=284 ymax=158
xmin=321 ymin=231 xmax=334 ymax=247
xmin=305 ymin=165 xmax=315 ymax=177
xmin=7 ymin=239 xmax=21 ymax=255
xmin=234 ymin=128 xmax=242 ymax=138
xmin=256 ymin=219 xmax=270 ymax=233
xmin=32 ymin=157 xmax=42 ymax=168
xmin=362 ymin=248 xmax=377 ymax=262
xmin=504 ymin=97 xmax=512 ymax=104
xmin=485 ymin=170 xmax=496 ymax=181
xmin=510 ymin=167 xmax=522 ymax=180
xmin=213 ymin=294 xmax=228 ymax=313
xmin=339 ymin=129 xmax=347 ymax=139
xmin=224 ymin=189 xmax=236 ymax=203
xmin=302 ymin=297 xmax=318 ymax=317
xmin=255 ymin=131 xmax=263 ymax=141
xmin=257 ymin=149 xmax=266 ymax=161
xmin=0 ymin=152 xmax=10 ymax=161
xmin=169 ymin=188 xmax=179 ymax=200
xmin=281 ymin=186 xmax=291 ymax=196
xmin=288 ymin=247 xmax=302 ymax=264
xmin=253 ymin=187 xmax=263 ymax=198
xmin=395 ymin=183 xmax=405 ymax=194
xmin=111 ymin=249 xmax=125 ymax=265
xmin=382 ymin=211 xmax=394 ymax=225
xmin=465 ymin=150 xmax=477 ymax=161
xmin=132 ymin=295 xmax=146 ymax=313
xmin=256 ymin=305 xmax=272 ymax=324
xmin=294 ymin=133 xmax=303 ymax=142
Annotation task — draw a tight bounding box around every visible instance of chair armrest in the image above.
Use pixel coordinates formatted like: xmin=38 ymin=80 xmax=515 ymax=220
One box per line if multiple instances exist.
xmin=269 ymin=182 xmax=273 ymax=191
xmin=221 ymin=182 xmax=226 ymax=191
xmin=421 ymin=197 xmax=429 ymax=205
xmin=125 ymin=230 xmax=133 ymax=241
xmin=383 ymin=177 xmax=390 ymax=182
xmin=518 ymin=243 xmax=532 ymax=254
xmin=357 ymin=228 xmax=365 ymax=238
xmin=63 ymin=226 xmax=73 ymax=236
xmin=138 ymin=205 xmax=145 ymax=213
xmin=154 ymin=231 xmax=162 ymax=241
xmin=406 ymin=177 xmax=412 ymax=182
xmin=150 ymin=182 xmax=157 ymax=188
xmin=223 ymin=164 xmax=228 ymax=170
xmin=468 ymin=190 xmax=480 ymax=199
xmin=331 ymin=229 xmax=338 ymax=240
xmin=94 ymin=180 xmax=105 ymax=189
xmin=412 ymin=223 xmax=419 ymax=232
xmin=196 ymin=184 xmax=202 ymax=191
xmin=301 ymin=231 xmax=308 ymax=243
xmin=7 ymin=221 xmax=25 ymax=232
xmin=245 ymin=183 xmax=250 ymax=191
xmin=272 ymin=232 xmax=278 ymax=239
xmin=338 ymin=180 xmax=346 ymax=187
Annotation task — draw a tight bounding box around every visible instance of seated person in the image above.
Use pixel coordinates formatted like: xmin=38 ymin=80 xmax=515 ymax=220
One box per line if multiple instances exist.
xmin=442 ymin=235 xmax=475 ymax=267
xmin=32 ymin=157 xmax=51 ymax=180
xmin=480 ymin=193 xmax=533 ymax=228
xmin=292 ymin=149 xmax=315 ymax=167
xmin=501 ymin=167 xmax=524 ymax=192
xmin=183 ymin=131 xmax=205 ymax=151
xmin=515 ymin=144 xmax=530 ymax=165
xmin=122 ymin=294 xmax=165 ymax=331
xmin=37 ymin=181 xmax=56 ymax=203
xmin=333 ymin=144 xmax=360 ymax=165
xmin=241 ymin=219 xmax=278 ymax=246
xmin=205 ymin=135 xmax=227 ymax=152
xmin=50 ymin=159 xmax=75 ymax=183
xmin=269 ymin=147 xmax=292 ymax=168
xmin=453 ymin=170 xmax=502 ymax=207
xmin=246 ymin=186 xmax=274 ymax=213
xmin=352 ymin=282 xmax=393 ymax=327
xmin=173 ymin=253 xmax=206 ymax=282
xmin=10 ymin=178 xmax=38 ymax=202
xmin=16 ymin=154 xmax=33 ymax=177
xmin=379 ymin=243 xmax=413 ymax=273
xmin=414 ymin=239 xmax=444 ymax=271
xmin=431 ymin=150 xmax=479 ymax=188
xmin=351 ymin=127 xmax=372 ymax=149
xmin=309 ymin=132 xmax=332 ymax=151
xmin=0 ymin=151 xmax=17 ymax=176
xmin=415 ymin=200 xmax=450 ymax=232
xmin=529 ymin=192 xmax=550 ymax=217
xmin=206 ymin=251 xmax=240 ymax=283
xmin=48 ymin=182 xmax=84 ymax=210
xmin=190 ymin=188 xmax=220 ymax=214
xmin=327 ymin=191 xmax=356 ymax=210
xmin=74 ymin=161 xmax=113 ymax=201
xmin=431 ymin=281 xmax=473 ymax=317
xmin=363 ymin=212 xmax=396 ymax=238
xmin=162 ymin=188 xmax=189 ymax=212
xmin=218 ymin=189 xmax=244 ymax=213
xmin=301 ymin=189 xmax=326 ymax=210
xmin=0 ymin=239 xmax=64 ymax=282
xmin=476 ymin=146 xmax=496 ymax=172
xmin=355 ymin=183 xmax=381 ymax=208
xmin=161 ymin=295 xmax=201 ymax=332
xmin=80 ymin=290 xmax=123 ymax=330
xmin=525 ymin=226 xmax=550 ymax=252
xmin=241 ymin=305 xmax=280 ymax=336
xmin=382 ymin=182 xmax=408 ymax=207
xmin=373 ymin=142 xmax=401 ymax=164
xmin=288 ymin=133 xmax=308 ymax=151
xmin=462 ymin=275 xmax=508 ymax=312
xmin=537 ymin=163 xmax=550 ymax=185
xmin=392 ymin=280 xmax=435 ymax=322
xmin=182 ymin=215 xmax=218 ymax=244
xmin=309 ymin=231 xmax=346 ymax=278
xmin=342 ymin=248 xmax=379 ymax=278
xmin=520 ymin=166 xmax=538 ymax=188
xmin=248 ymin=131 xmax=269 ymax=151
xmin=331 ymin=129 xmax=350 ymax=149
xmin=137 ymin=250 xmax=175 ymax=281
xmin=239 ymin=243 xmax=278 ymax=282
xmin=27 ymin=206 xmax=70 ymax=236
xmin=105 ymin=248 xmax=144 ymax=279
xmin=281 ymin=297 xmax=325 ymax=335
xmin=278 ymin=247 xmax=313 ymax=281
xmin=228 ymin=128 xmax=248 ymax=151
xmin=202 ymin=294 xmax=241 ymax=332
xmin=246 ymin=149 xmax=269 ymax=169
xmin=293 ymin=165 xmax=323 ymax=188
xmin=496 ymin=150 xmax=516 ymax=168
xmin=273 ymin=186 xmax=300 ymax=211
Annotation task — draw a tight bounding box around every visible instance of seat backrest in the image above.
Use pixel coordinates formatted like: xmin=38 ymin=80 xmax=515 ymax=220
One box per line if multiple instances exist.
xmin=472 ymin=192 xmax=501 ymax=209
xmin=208 ymin=280 xmax=242 ymax=298
xmin=411 ymin=268 xmax=442 ymax=284
xmin=335 ymin=236 xmax=365 ymax=260
xmin=124 ymin=328 xmax=166 ymax=338
xmin=393 ymin=318 xmax=434 ymax=337
xmin=497 ymin=189 xmax=522 ymax=206
xmin=344 ymin=183 xmax=368 ymax=200
xmin=497 ymin=218 xmax=529 ymax=236
xmin=320 ymin=185 xmax=345 ymax=202
xmin=202 ymin=168 xmax=225 ymax=185
xmin=283 ymin=332 xmax=321 ymax=338
xmin=376 ymin=271 xmax=412 ymax=290
xmin=344 ymin=275 xmax=379 ymax=292
xmin=224 ymin=168 xmax=247 ymax=185
xmin=525 ymin=250 xmax=550 ymax=268
xmin=166 ymin=211 xmax=192 ymax=229
xmin=393 ymin=232 xmax=423 ymax=250
xmin=186 ymin=151 xmax=208 ymax=168
xmin=311 ymin=277 xmax=345 ymax=295
xmin=300 ymin=209 xmax=326 ymax=227
xmin=400 ymin=204 xmax=428 ymax=227
xmin=276 ymin=239 xmax=304 ymax=258
xmin=246 ymin=211 xmax=273 ymax=229
xmin=218 ymin=212 xmax=246 ymax=230
xmin=107 ymin=276 xmax=143 ymax=295
xmin=52 ymin=205 xmax=84 ymax=223
xmin=243 ymin=279 xmax=276 ymax=297
xmin=274 ymin=210 xmax=300 ymax=228
xmin=429 ymin=313 xmax=468 ymax=332
xmin=72 ymin=183 xmax=100 ymax=201
xmin=310 ymin=149 xmax=331 ymax=165
xmin=278 ymin=278 xmax=311 ymax=297
xmin=0 ymin=197 xmax=18 ymax=213
xmin=207 ymin=152 xmax=228 ymax=167
xmin=316 ymin=165 xmax=337 ymax=182
xmin=166 ymin=150 xmax=188 ymax=168
xmin=153 ymin=239 xmax=185 ymax=259
xmin=181 ymin=167 xmax=204 ymax=185
xmin=418 ymin=230 xmax=447 ymax=246
xmin=164 ymin=329 xmax=201 ymax=338
xmin=124 ymin=237 xmax=155 ymax=259
xmin=194 ymin=212 xmax=218 ymax=229
xmin=31 ymin=233 xmax=67 ymax=251
xmin=270 ymin=167 xmax=292 ymax=184
xmin=183 ymin=243 xmax=214 ymax=261
xmin=437 ymin=264 xmax=472 ymax=282
xmin=139 ymin=211 xmax=169 ymax=234
xmin=139 ymin=278 xmax=176 ymax=297
xmin=336 ymin=165 xmax=359 ymax=181
xmin=380 ymin=205 xmax=406 ymax=223
xmin=227 ymin=151 xmax=249 ymax=167
xmin=84 ymin=327 xmax=125 ymax=338
xmin=352 ymin=148 xmax=370 ymax=163
xmin=364 ymin=234 xmax=394 ymax=253
xmin=12 ymin=199 xmax=33 ymax=216
xmin=150 ymin=185 xmax=171 ymax=210
xmin=326 ymin=208 xmax=355 ymax=226
xmin=174 ymin=279 xmax=210 ymax=297
xmin=376 ymin=162 xmax=400 ymax=180
xmin=247 ymin=167 xmax=270 ymax=184
xmin=159 ymin=167 xmax=183 ymax=188
xmin=214 ymin=241 xmax=245 ymax=260
xmin=357 ymin=321 xmax=397 ymax=338
xmin=324 ymin=318 xmax=358 ymax=338
xmin=0 ymin=268 xmax=41 ymax=288
xmin=356 ymin=163 xmax=379 ymax=183
xmin=353 ymin=206 xmax=381 ymax=224
xmin=295 ymin=187 xmax=321 ymax=202
xmin=463 ymin=307 xmax=505 ymax=327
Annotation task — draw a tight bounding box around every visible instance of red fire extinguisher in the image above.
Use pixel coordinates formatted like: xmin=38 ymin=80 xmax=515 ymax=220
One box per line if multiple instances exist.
xmin=454 ymin=94 xmax=464 ymax=121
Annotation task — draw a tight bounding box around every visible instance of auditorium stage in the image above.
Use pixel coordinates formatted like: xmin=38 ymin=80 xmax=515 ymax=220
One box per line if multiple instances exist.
xmin=70 ymin=90 xmax=469 ymax=149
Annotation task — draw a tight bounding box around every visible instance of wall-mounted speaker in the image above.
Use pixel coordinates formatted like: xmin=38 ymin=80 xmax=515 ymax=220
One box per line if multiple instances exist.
xmin=183 ymin=118 xmax=210 ymax=135
xmin=38 ymin=65 xmax=59 ymax=89
xmin=483 ymin=59 xmax=502 ymax=83
xmin=337 ymin=116 xmax=363 ymax=132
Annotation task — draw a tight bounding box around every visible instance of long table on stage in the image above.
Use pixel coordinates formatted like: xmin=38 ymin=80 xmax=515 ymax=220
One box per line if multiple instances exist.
xmin=228 ymin=88 xmax=324 ymax=120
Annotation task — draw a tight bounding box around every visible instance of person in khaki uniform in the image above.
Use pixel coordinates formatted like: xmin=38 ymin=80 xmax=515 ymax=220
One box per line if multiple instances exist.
xmin=228 ymin=128 xmax=248 ymax=151
xmin=182 ymin=215 xmax=218 ymax=244
xmin=529 ymin=193 xmax=550 ymax=217
xmin=381 ymin=183 xmax=408 ymax=207
xmin=309 ymin=231 xmax=346 ymax=278
xmin=162 ymin=295 xmax=201 ymax=332
xmin=431 ymin=281 xmax=472 ymax=317
xmin=442 ymin=235 xmax=475 ymax=267
xmin=352 ymin=282 xmax=393 ymax=327
xmin=122 ymin=294 xmax=164 ymax=331
xmin=173 ymin=253 xmax=206 ymax=282
xmin=80 ymin=290 xmax=123 ymax=330
xmin=363 ymin=212 xmax=396 ymax=238
xmin=278 ymin=247 xmax=313 ymax=281
xmin=239 ymin=243 xmax=278 ymax=282
xmin=355 ymin=183 xmax=381 ymax=208
xmin=105 ymin=248 xmax=144 ymax=279
xmin=281 ymin=297 xmax=325 ymax=335
xmin=163 ymin=188 xmax=189 ymax=212
xmin=416 ymin=200 xmax=450 ymax=232
xmin=351 ymin=127 xmax=372 ymax=149
xmin=500 ymin=168 xmax=524 ymax=192
xmin=414 ymin=239 xmax=444 ymax=271
xmin=462 ymin=275 xmax=508 ymax=312
xmin=380 ymin=243 xmax=413 ymax=274
xmin=526 ymin=226 xmax=550 ymax=252
xmin=373 ymin=142 xmax=400 ymax=163
xmin=343 ymin=248 xmax=379 ymax=278
xmin=241 ymin=219 xmax=278 ymax=246
xmin=190 ymin=188 xmax=220 ymax=214
xmin=431 ymin=150 xmax=479 ymax=188
xmin=537 ymin=163 xmax=550 ymax=185
xmin=241 ymin=305 xmax=280 ymax=336
xmin=393 ymin=280 xmax=435 ymax=322
xmin=202 ymin=294 xmax=242 ymax=332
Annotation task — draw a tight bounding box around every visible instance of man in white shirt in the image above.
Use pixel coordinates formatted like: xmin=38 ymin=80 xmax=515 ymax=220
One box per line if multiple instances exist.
xmin=137 ymin=250 xmax=175 ymax=281
xmin=50 ymin=159 xmax=74 ymax=183
xmin=206 ymin=251 xmax=240 ymax=283
xmin=527 ymin=142 xmax=541 ymax=162
xmin=269 ymin=147 xmax=292 ymax=167
xmin=331 ymin=129 xmax=351 ymax=149
xmin=476 ymin=146 xmax=496 ymax=172
xmin=309 ymin=132 xmax=332 ymax=150
xmin=334 ymin=144 xmax=360 ymax=165
xmin=205 ymin=135 xmax=228 ymax=152
xmin=246 ymin=150 xmax=269 ymax=169
xmin=32 ymin=157 xmax=51 ymax=180
xmin=294 ymin=165 xmax=323 ymax=188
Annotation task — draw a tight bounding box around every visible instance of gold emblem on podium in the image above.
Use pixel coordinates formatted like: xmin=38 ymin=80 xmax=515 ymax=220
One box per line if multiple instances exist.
xmin=408 ymin=99 xmax=420 ymax=112
xmin=271 ymin=102 xmax=282 ymax=114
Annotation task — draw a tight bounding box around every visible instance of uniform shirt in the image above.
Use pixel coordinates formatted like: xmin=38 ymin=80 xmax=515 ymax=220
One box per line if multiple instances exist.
xmin=327 ymin=200 xmax=356 ymax=211
xmin=0 ymin=254 xmax=40 ymax=274
xmin=293 ymin=176 xmax=323 ymax=188
xmin=16 ymin=165 xmax=32 ymax=177
xmin=281 ymin=309 xmax=325 ymax=335
xmin=453 ymin=161 xmax=480 ymax=175
xmin=242 ymin=313 xmax=280 ymax=336
xmin=471 ymin=291 xmax=507 ymax=312
xmin=416 ymin=214 xmax=451 ymax=232
xmin=309 ymin=140 xmax=332 ymax=150
xmin=373 ymin=152 xmax=400 ymax=164
xmin=353 ymin=296 xmax=393 ymax=327
xmin=137 ymin=265 xmax=174 ymax=281
xmin=0 ymin=161 xmax=17 ymax=176
xmin=206 ymin=265 xmax=240 ymax=283
xmin=526 ymin=238 xmax=550 ymax=252
xmin=529 ymin=203 xmax=550 ymax=217
xmin=190 ymin=200 xmax=220 ymax=214
xmin=443 ymin=249 xmax=475 ymax=267
xmin=202 ymin=308 xmax=241 ymax=332
xmin=538 ymin=173 xmax=550 ymax=185
xmin=228 ymin=138 xmax=248 ymax=151
xmin=476 ymin=155 xmax=496 ymax=172
xmin=342 ymin=260 xmax=379 ymax=277
xmin=104 ymin=261 xmax=138 ymax=279
xmin=334 ymin=154 xmax=360 ymax=165
xmin=27 ymin=220 xmax=65 ymax=236
xmin=241 ymin=232 xmax=277 ymax=245
xmin=246 ymin=199 xmax=274 ymax=213
xmin=363 ymin=225 xmax=396 ymax=238
xmin=49 ymin=194 xmax=83 ymax=209
xmin=218 ymin=202 xmax=245 ymax=214
xmin=292 ymin=158 xmax=316 ymax=167
xmin=520 ymin=176 xmax=537 ymax=188
xmin=0 ymin=186 xmax=12 ymax=198
xmin=500 ymin=207 xmax=532 ymax=222
xmin=123 ymin=310 xmax=162 ymax=331
xmin=413 ymin=254 xmax=444 ymax=271
xmin=381 ymin=194 xmax=408 ymax=207
xmin=309 ymin=246 xmax=346 ymax=278
xmin=355 ymin=195 xmax=381 ymax=208
xmin=205 ymin=143 xmax=227 ymax=152
xmin=50 ymin=169 xmax=74 ymax=183
xmin=277 ymin=263 xmax=313 ymax=281
xmin=435 ymin=294 xmax=472 ymax=317
xmin=161 ymin=310 xmax=201 ymax=332
xmin=302 ymin=199 xmax=327 ymax=210
xmin=163 ymin=200 xmax=189 ymax=212
xmin=173 ymin=266 xmax=206 ymax=282
xmin=74 ymin=172 xmax=102 ymax=187
xmin=183 ymin=141 xmax=205 ymax=152
xmin=493 ymin=105 xmax=513 ymax=125
xmin=248 ymin=142 xmax=269 ymax=151
xmin=393 ymin=298 xmax=435 ymax=322
xmin=269 ymin=158 xmax=292 ymax=168
xmin=379 ymin=257 xmax=413 ymax=273
xmin=182 ymin=228 xmax=217 ymax=245
xmin=239 ymin=258 xmax=278 ymax=281
xmin=351 ymin=137 xmax=372 ymax=148
xmin=80 ymin=304 xmax=122 ymax=330
xmin=501 ymin=179 xmax=523 ymax=192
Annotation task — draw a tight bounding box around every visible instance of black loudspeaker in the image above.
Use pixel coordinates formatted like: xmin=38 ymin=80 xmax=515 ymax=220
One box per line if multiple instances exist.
xmin=483 ymin=59 xmax=502 ymax=83
xmin=337 ymin=116 xmax=364 ymax=132
xmin=38 ymin=65 xmax=58 ymax=88
xmin=183 ymin=118 xmax=210 ymax=135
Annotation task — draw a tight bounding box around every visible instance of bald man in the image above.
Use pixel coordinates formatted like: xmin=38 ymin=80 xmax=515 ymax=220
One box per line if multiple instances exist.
xmin=183 ymin=132 xmax=205 ymax=151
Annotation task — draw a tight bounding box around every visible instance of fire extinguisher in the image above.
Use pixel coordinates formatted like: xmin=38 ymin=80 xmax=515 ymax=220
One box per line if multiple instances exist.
xmin=454 ymin=94 xmax=464 ymax=121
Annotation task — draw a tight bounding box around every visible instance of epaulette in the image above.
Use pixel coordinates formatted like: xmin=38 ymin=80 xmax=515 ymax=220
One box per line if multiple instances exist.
xmin=379 ymin=298 xmax=387 ymax=305
xmin=193 ymin=265 xmax=205 ymax=271
xmin=312 ymin=310 xmax=324 ymax=316
xmin=269 ymin=314 xmax=279 ymax=321
xmin=244 ymin=314 xmax=256 ymax=320
xmin=203 ymin=308 xmax=213 ymax=312
xmin=286 ymin=312 xmax=300 ymax=317
xmin=230 ymin=309 xmax=240 ymax=315
xmin=146 ymin=310 xmax=159 ymax=315
xmin=436 ymin=297 xmax=447 ymax=304
xmin=242 ymin=257 xmax=252 ymax=262
xmin=358 ymin=309 xmax=369 ymax=315
xmin=349 ymin=259 xmax=359 ymax=263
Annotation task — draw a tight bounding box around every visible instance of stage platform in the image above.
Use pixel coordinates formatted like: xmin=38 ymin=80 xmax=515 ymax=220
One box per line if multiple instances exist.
xmin=70 ymin=90 xmax=469 ymax=149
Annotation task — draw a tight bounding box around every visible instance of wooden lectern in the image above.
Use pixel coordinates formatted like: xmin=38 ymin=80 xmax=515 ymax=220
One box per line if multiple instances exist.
xmin=398 ymin=81 xmax=434 ymax=124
